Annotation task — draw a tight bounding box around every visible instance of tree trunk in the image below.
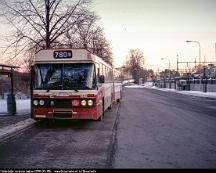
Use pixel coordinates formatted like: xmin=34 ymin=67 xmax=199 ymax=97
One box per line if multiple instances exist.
xmin=45 ymin=0 xmax=50 ymax=49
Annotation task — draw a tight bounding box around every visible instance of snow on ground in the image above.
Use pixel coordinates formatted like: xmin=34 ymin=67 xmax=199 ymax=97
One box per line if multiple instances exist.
xmin=145 ymin=85 xmax=216 ymax=99
xmin=124 ymin=84 xmax=146 ymax=88
xmin=168 ymin=90 xmax=216 ymax=98
xmin=0 ymin=99 xmax=30 ymax=113
xmin=125 ymin=83 xmax=216 ymax=99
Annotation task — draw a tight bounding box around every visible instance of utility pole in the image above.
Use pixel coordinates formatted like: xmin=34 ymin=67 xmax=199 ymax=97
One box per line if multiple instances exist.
xmin=161 ymin=58 xmax=171 ymax=89
xmin=195 ymin=57 xmax=196 ymax=68
xmin=177 ymin=54 xmax=179 ymax=72
xmin=203 ymin=66 xmax=207 ymax=92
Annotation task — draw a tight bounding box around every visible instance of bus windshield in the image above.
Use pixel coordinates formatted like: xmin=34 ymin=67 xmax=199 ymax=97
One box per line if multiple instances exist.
xmin=34 ymin=63 xmax=96 ymax=90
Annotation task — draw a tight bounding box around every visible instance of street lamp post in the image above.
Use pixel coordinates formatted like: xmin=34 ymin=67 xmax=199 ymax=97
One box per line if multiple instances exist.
xmin=186 ymin=40 xmax=201 ymax=64
xmin=161 ymin=58 xmax=171 ymax=89
xmin=186 ymin=40 xmax=202 ymax=91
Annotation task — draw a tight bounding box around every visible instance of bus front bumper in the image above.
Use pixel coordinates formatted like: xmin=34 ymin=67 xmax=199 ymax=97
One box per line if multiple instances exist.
xmin=32 ymin=107 xmax=99 ymax=120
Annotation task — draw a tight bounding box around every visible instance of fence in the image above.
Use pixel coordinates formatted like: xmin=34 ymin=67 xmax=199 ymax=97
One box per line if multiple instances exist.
xmin=155 ymin=79 xmax=216 ymax=92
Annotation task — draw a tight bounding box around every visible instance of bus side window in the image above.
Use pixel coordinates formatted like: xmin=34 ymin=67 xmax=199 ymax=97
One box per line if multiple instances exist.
xmin=97 ymin=68 xmax=100 ymax=77
xmin=102 ymin=64 xmax=104 ymax=76
xmin=106 ymin=67 xmax=108 ymax=81
xmin=93 ymin=65 xmax=97 ymax=87
xmin=103 ymin=66 xmax=106 ymax=81
xmin=109 ymin=68 xmax=112 ymax=81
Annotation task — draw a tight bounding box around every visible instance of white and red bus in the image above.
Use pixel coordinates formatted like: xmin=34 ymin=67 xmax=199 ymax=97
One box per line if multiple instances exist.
xmin=31 ymin=49 xmax=122 ymax=121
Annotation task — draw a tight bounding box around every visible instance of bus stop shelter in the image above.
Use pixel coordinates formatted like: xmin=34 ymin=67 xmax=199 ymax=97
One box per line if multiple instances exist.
xmin=0 ymin=64 xmax=20 ymax=115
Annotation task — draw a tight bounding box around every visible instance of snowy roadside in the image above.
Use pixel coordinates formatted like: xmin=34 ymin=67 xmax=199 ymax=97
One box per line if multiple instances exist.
xmin=124 ymin=84 xmax=216 ymax=99
xmin=154 ymin=88 xmax=216 ymax=99
xmin=0 ymin=99 xmax=33 ymax=142
xmin=0 ymin=118 xmax=35 ymax=142
xmin=124 ymin=84 xmax=146 ymax=89
xmin=0 ymin=99 xmax=30 ymax=114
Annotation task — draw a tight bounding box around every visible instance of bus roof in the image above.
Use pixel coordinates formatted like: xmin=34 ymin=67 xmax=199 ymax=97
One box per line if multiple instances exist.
xmin=34 ymin=48 xmax=112 ymax=69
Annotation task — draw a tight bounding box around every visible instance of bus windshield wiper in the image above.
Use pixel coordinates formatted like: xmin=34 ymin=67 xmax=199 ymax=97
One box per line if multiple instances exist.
xmin=73 ymin=88 xmax=79 ymax=92
xmin=46 ymin=82 xmax=62 ymax=92
xmin=63 ymin=78 xmax=79 ymax=92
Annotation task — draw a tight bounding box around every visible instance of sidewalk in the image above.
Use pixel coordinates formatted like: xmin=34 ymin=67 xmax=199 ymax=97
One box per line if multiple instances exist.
xmin=0 ymin=111 xmax=35 ymax=142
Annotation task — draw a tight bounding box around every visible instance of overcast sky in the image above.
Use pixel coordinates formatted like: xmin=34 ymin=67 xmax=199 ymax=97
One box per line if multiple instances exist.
xmin=0 ymin=0 xmax=216 ymax=71
xmin=92 ymin=0 xmax=216 ymax=70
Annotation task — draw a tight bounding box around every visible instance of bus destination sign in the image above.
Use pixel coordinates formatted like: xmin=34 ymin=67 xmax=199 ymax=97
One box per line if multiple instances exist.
xmin=53 ymin=50 xmax=73 ymax=59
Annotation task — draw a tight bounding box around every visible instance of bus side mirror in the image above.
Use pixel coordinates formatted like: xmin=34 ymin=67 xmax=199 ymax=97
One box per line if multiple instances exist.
xmin=98 ymin=75 xmax=105 ymax=83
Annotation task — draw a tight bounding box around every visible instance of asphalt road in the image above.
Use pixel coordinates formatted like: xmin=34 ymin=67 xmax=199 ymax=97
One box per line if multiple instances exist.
xmin=113 ymin=87 xmax=216 ymax=168
xmin=1 ymin=88 xmax=216 ymax=169
xmin=0 ymin=105 xmax=119 ymax=169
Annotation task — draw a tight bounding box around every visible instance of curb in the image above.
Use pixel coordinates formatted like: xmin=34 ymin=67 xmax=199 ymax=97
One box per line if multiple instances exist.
xmin=0 ymin=118 xmax=36 ymax=142
xmin=0 ymin=112 xmax=30 ymax=116
xmin=106 ymin=101 xmax=121 ymax=168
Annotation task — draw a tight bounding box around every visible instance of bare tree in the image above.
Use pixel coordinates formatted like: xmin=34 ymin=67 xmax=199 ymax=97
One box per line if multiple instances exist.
xmin=63 ymin=13 xmax=113 ymax=66
xmin=0 ymin=0 xmax=92 ymax=66
xmin=22 ymin=50 xmax=35 ymax=72
xmin=87 ymin=26 xmax=113 ymax=66
xmin=124 ymin=49 xmax=147 ymax=84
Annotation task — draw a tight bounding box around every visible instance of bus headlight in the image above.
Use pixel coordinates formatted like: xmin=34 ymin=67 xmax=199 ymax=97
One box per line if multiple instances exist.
xmin=87 ymin=99 xmax=93 ymax=106
xmin=81 ymin=100 xmax=86 ymax=106
xmin=39 ymin=100 xmax=45 ymax=106
xmin=33 ymin=100 xmax=38 ymax=106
